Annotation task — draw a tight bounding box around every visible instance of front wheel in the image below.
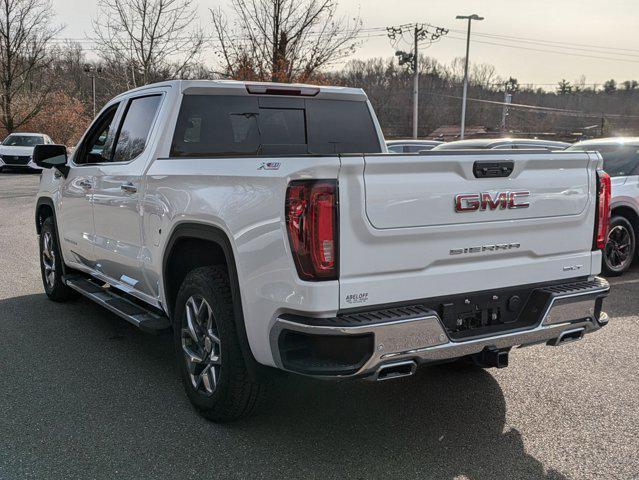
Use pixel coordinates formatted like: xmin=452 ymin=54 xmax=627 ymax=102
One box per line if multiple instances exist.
xmin=39 ymin=217 xmax=77 ymax=301
xmin=602 ymin=215 xmax=636 ymax=276
xmin=174 ymin=266 xmax=266 ymax=422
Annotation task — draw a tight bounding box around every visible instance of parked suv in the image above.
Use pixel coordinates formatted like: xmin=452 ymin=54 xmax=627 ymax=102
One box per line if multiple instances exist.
xmin=33 ymin=80 xmax=610 ymax=422
xmin=567 ymin=138 xmax=639 ymax=275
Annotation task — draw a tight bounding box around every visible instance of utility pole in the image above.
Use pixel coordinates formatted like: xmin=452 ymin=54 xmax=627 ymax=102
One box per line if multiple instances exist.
xmin=501 ymin=84 xmax=512 ymax=134
xmin=83 ymin=64 xmax=103 ymax=118
xmin=91 ymin=75 xmax=96 ymax=117
xmin=456 ymin=14 xmax=484 ymax=139
xmin=412 ymin=25 xmax=420 ymax=139
xmin=386 ymin=23 xmax=448 ymax=139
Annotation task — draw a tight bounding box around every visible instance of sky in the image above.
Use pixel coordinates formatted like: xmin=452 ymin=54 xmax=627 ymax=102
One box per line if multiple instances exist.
xmin=53 ymin=0 xmax=639 ymax=88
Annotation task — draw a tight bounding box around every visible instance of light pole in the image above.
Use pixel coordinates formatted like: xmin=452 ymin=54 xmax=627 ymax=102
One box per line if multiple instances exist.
xmin=456 ymin=14 xmax=484 ymax=139
xmin=83 ymin=64 xmax=103 ymax=118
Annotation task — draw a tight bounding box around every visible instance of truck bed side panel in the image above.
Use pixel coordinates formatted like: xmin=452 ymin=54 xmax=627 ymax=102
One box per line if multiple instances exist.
xmin=143 ymin=156 xmax=341 ymax=366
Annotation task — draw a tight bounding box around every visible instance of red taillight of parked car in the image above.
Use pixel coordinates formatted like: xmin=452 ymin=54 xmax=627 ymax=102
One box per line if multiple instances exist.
xmin=286 ymin=180 xmax=338 ymax=281
xmin=594 ymin=170 xmax=611 ymax=250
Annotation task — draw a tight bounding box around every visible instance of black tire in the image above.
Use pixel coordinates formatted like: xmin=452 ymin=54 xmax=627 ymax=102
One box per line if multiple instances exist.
xmin=602 ymin=215 xmax=636 ymax=276
xmin=39 ymin=216 xmax=77 ymax=301
xmin=174 ymin=265 xmax=266 ymax=422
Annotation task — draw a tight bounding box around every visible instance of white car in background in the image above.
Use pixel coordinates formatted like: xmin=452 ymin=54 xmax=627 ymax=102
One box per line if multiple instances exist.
xmin=432 ymin=138 xmax=571 ymax=151
xmin=386 ymin=139 xmax=443 ymax=153
xmin=0 ymin=133 xmax=54 ymax=172
xmin=567 ymin=137 xmax=639 ymax=276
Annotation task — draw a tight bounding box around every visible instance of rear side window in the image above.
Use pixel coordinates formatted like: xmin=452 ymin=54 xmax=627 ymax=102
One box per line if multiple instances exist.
xmin=567 ymin=144 xmax=639 ymax=177
xmin=112 ymin=95 xmax=162 ymax=162
xmin=170 ymin=95 xmax=381 ymax=157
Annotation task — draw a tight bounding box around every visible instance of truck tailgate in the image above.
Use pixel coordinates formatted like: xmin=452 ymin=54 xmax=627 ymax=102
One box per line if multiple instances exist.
xmin=338 ymin=151 xmax=601 ymax=309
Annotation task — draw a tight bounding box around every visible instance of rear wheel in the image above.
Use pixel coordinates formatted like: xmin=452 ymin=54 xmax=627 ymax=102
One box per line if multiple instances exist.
xmin=602 ymin=215 xmax=635 ymax=276
xmin=174 ymin=266 xmax=266 ymax=422
xmin=39 ymin=217 xmax=77 ymax=301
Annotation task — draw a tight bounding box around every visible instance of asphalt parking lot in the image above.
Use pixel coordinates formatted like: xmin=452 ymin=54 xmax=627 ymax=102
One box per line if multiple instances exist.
xmin=0 ymin=172 xmax=637 ymax=480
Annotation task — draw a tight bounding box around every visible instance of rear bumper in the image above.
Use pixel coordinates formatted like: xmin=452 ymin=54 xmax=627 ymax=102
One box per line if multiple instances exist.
xmin=270 ymin=277 xmax=610 ymax=379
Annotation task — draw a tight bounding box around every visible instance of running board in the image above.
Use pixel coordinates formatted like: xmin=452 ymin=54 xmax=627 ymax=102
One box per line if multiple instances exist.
xmin=64 ymin=275 xmax=171 ymax=334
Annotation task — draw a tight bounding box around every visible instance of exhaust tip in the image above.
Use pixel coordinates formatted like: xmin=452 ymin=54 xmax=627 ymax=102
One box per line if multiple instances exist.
xmin=548 ymin=327 xmax=585 ymax=346
xmin=375 ymin=360 xmax=417 ymax=381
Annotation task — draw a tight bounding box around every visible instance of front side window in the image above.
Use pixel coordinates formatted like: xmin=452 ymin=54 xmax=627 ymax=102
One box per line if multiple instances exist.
xmin=3 ymin=135 xmax=44 ymax=146
xmin=171 ymin=95 xmax=381 ymax=157
xmin=567 ymin=143 xmax=639 ymax=177
xmin=112 ymin=95 xmax=162 ymax=162
xmin=77 ymin=104 xmax=119 ymax=164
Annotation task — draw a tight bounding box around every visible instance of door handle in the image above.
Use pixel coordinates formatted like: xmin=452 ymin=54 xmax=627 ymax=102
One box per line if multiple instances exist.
xmin=120 ymin=183 xmax=138 ymax=194
xmin=78 ymin=179 xmax=93 ymax=189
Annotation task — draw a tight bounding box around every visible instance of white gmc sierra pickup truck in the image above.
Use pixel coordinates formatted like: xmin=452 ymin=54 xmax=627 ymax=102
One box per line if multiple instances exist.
xmin=33 ymin=80 xmax=611 ymax=422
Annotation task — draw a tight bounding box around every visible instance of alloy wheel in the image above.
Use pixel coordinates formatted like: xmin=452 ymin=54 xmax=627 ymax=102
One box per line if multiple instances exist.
xmin=181 ymin=295 xmax=222 ymax=396
xmin=42 ymin=231 xmax=56 ymax=288
xmin=605 ymin=225 xmax=633 ymax=271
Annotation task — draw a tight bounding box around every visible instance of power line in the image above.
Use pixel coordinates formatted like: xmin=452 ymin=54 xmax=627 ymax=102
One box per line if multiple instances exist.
xmin=444 ymin=27 xmax=639 ymax=55
xmin=384 ymin=90 xmax=639 ymax=119
xmin=445 ymin=35 xmax=639 ymax=64
xmin=444 ymin=29 xmax=639 ymax=60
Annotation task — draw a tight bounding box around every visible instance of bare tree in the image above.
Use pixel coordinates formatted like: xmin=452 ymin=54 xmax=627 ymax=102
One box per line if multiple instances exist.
xmin=0 ymin=0 xmax=62 ymax=133
xmin=93 ymin=0 xmax=205 ymax=88
xmin=212 ymin=0 xmax=362 ymax=82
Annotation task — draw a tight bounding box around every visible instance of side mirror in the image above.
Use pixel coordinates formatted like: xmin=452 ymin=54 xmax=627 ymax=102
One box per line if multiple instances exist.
xmin=33 ymin=144 xmax=69 ymax=177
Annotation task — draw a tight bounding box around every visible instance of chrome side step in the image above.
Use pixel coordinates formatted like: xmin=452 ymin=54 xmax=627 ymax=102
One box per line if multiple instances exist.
xmin=64 ymin=275 xmax=171 ymax=334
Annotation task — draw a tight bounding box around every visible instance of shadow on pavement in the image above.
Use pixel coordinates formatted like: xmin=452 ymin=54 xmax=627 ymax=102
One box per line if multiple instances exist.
xmin=249 ymin=366 xmax=567 ymax=479
xmin=0 ymin=293 xmax=566 ymax=479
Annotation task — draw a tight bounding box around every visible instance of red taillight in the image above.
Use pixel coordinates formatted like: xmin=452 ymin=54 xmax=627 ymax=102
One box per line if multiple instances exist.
xmin=286 ymin=180 xmax=338 ymax=280
xmin=594 ymin=170 xmax=611 ymax=250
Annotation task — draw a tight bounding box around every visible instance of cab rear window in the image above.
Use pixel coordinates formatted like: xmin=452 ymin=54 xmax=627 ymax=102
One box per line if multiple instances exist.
xmin=170 ymin=95 xmax=381 ymax=157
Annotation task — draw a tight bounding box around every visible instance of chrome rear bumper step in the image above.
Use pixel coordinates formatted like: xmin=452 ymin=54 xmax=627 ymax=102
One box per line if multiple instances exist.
xmin=64 ymin=275 xmax=171 ymax=333
xmin=271 ymin=277 xmax=610 ymax=379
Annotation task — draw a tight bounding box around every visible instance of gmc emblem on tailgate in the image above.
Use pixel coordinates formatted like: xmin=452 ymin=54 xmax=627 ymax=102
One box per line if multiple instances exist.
xmin=454 ymin=191 xmax=530 ymax=212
